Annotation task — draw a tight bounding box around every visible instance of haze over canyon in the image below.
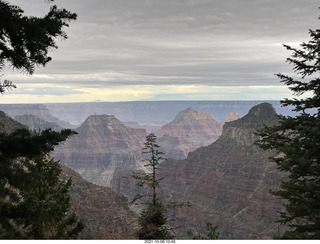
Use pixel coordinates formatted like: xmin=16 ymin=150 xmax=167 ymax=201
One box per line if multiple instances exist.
xmin=0 ymin=100 xmax=290 ymax=239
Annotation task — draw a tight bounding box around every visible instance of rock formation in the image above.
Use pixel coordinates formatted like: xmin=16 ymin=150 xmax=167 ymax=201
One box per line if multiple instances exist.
xmin=124 ymin=122 xmax=160 ymax=133
xmin=14 ymin=114 xmax=63 ymax=132
xmin=45 ymin=101 xmax=296 ymax=126
xmin=2 ymin=101 xmax=296 ymax=129
xmin=0 ymin=104 xmax=75 ymax=128
xmin=224 ymin=111 xmax=240 ymax=123
xmin=156 ymin=107 xmax=223 ymax=159
xmin=0 ymin=110 xmax=26 ymax=133
xmin=61 ymin=166 xmax=138 ymax=239
xmin=0 ymin=111 xmax=138 ymax=240
xmin=53 ymin=114 xmax=148 ymax=187
xmin=157 ymin=103 xmax=286 ymax=239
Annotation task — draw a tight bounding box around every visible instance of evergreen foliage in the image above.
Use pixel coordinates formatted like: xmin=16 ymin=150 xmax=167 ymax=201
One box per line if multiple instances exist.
xmin=0 ymin=128 xmax=84 ymax=239
xmin=0 ymin=0 xmax=77 ymax=92
xmin=257 ymin=12 xmax=320 ymax=239
xmin=0 ymin=79 xmax=15 ymax=93
xmin=187 ymin=222 xmax=219 ymax=240
xmin=0 ymin=0 xmax=82 ymax=239
xmin=132 ymin=133 xmax=190 ymax=240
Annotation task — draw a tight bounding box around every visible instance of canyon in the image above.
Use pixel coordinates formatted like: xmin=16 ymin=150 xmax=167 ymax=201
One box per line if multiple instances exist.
xmin=61 ymin=165 xmax=138 ymax=239
xmin=53 ymin=114 xmax=148 ymax=187
xmin=0 ymin=111 xmax=138 ymax=239
xmin=0 ymin=101 xmax=289 ymax=239
xmin=14 ymin=114 xmax=63 ymax=132
xmin=0 ymin=101 xmax=295 ymax=128
xmin=53 ymin=106 xmax=233 ymax=187
xmin=155 ymin=107 xmax=235 ymax=159
xmin=111 ymin=103 xmax=286 ymax=239
xmin=157 ymin=103 xmax=286 ymax=239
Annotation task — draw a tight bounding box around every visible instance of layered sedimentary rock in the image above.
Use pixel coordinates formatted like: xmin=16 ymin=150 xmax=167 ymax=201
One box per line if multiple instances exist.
xmin=61 ymin=166 xmax=138 ymax=239
xmin=45 ymin=101 xmax=295 ymax=126
xmin=157 ymin=103 xmax=286 ymax=239
xmin=0 ymin=104 xmax=74 ymax=128
xmin=14 ymin=114 xmax=63 ymax=132
xmin=156 ymin=108 xmax=224 ymax=159
xmin=0 ymin=111 xmax=138 ymax=239
xmin=53 ymin=114 xmax=147 ymax=187
xmin=0 ymin=110 xmax=26 ymax=133
xmin=224 ymin=111 xmax=240 ymax=123
xmin=2 ymin=101 xmax=295 ymax=130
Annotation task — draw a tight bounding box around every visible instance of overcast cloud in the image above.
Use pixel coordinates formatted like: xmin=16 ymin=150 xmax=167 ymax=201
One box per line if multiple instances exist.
xmin=2 ymin=0 xmax=320 ymax=103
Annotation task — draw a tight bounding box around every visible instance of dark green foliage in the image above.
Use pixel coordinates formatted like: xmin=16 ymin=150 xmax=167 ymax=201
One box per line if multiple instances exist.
xmin=187 ymin=222 xmax=219 ymax=240
xmin=257 ymin=13 xmax=320 ymax=239
xmin=0 ymin=0 xmax=77 ymax=93
xmin=0 ymin=128 xmax=84 ymax=239
xmin=0 ymin=79 xmax=15 ymax=93
xmin=0 ymin=0 xmax=81 ymax=238
xmin=137 ymin=201 xmax=173 ymax=240
xmin=132 ymin=133 xmax=189 ymax=240
xmin=0 ymin=0 xmax=77 ymax=74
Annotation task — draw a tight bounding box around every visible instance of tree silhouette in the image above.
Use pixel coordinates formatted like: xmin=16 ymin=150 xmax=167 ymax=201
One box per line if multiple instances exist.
xmin=257 ymin=12 xmax=320 ymax=239
xmin=0 ymin=0 xmax=77 ymax=92
xmin=131 ymin=133 xmax=190 ymax=239
xmin=0 ymin=129 xmax=84 ymax=239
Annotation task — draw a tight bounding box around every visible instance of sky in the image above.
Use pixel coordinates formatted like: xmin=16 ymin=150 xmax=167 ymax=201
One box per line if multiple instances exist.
xmin=1 ymin=0 xmax=320 ymax=103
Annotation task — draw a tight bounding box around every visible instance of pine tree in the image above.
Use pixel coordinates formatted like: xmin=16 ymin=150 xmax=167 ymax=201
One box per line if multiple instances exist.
xmin=0 ymin=0 xmax=77 ymax=92
xmin=0 ymin=1 xmax=81 ymax=238
xmin=131 ymin=133 xmax=190 ymax=239
xmin=0 ymin=128 xmax=84 ymax=239
xmin=187 ymin=222 xmax=219 ymax=240
xmin=257 ymin=12 xmax=320 ymax=239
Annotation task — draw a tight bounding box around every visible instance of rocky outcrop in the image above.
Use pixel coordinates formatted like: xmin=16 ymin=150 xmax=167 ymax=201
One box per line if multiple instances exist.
xmin=2 ymin=101 xmax=296 ymax=130
xmin=45 ymin=101 xmax=296 ymax=126
xmin=157 ymin=103 xmax=286 ymax=239
xmin=224 ymin=111 xmax=240 ymax=123
xmin=46 ymin=103 xmax=136 ymax=126
xmin=53 ymin=114 xmax=148 ymax=187
xmin=14 ymin=114 xmax=63 ymax=132
xmin=0 ymin=111 xmax=138 ymax=239
xmin=124 ymin=122 xmax=160 ymax=133
xmin=0 ymin=110 xmax=26 ymax=133
xmin=0 ymin=104 xmax=75 ymax=128
xmin=61 ymin=166 xmax=138 ymax=239
xmin=156 ymin=108 xmax=223 ymax=159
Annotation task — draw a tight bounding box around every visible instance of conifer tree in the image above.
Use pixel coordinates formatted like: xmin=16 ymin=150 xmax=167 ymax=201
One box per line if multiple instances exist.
xmin=131 ymin=133 xmax=190 ymax=239
xmin=0 ymin=128 xmax=84 ymax=239
xmin=187 ymin=222 xmax=219 ymax=240
xmin=0 ymin=0 xmax=77 ymax=92
xmin=257 ymin=12 xmax=320 ymax=239
xmin=0 ymin=1 xmax=81 ymax=238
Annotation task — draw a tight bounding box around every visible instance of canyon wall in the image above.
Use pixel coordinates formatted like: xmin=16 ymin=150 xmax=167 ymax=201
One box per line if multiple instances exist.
xmin=53 ymin=114 xmax=148 ymax=187
xmin=155 ymin=107 xmax=224 ymax=159
xmin=156 ymin=103 xmax=286 ymax=239
xmin=44 ymin=100 xmax=294 ymax=126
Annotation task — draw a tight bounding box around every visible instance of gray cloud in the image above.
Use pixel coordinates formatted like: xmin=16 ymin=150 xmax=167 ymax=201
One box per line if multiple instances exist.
xmin=5 ymin=0 xmax=320 ymax=101
xmin=12 ymin=86 xmax=83 ymax=96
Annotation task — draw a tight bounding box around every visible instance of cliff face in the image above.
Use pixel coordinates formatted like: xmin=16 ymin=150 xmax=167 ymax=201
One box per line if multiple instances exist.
xmin=0 ymin=110 xmax=26 ymax=133
xmin=224 ymin=111 xmax=240 ymax=123
xmin=156 ymin=108 xmax=223 ymax=159
xmin=157 ymin=103 xmax=285 ymax=239
xmin=14 ymin=114 xmax=63 ymax=132
xmin=0 ymin=112 xmax=137 ymax=239
xmin=45 ymin=101 xmax=295 ymax=126
xmin=3 ymin=101 xmax=295 ymax=129
xmin=61 ymin=166 xmax=138 ymax=239
xmin=53 ymin=114 xmax=148 ymax=187
xmin=47 ymin=103 xmax=136 ymax=126
xmin=0 ymin=104 xmax=74 ymax=128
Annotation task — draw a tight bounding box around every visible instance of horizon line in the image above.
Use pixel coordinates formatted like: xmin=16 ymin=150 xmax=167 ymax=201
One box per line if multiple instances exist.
xmin=0 ymin=99 xmax=282 ymax=105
